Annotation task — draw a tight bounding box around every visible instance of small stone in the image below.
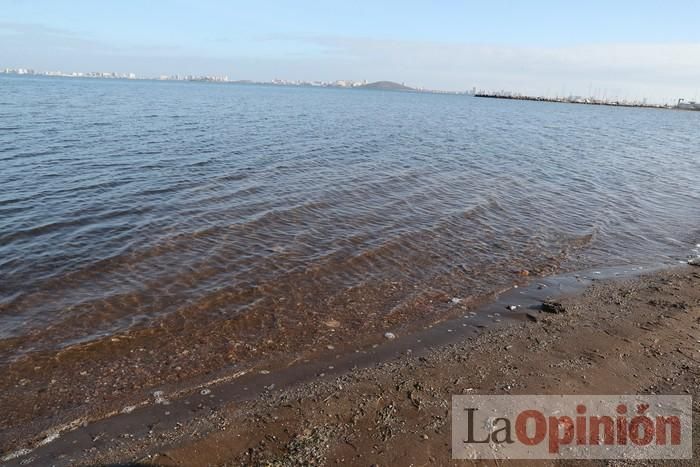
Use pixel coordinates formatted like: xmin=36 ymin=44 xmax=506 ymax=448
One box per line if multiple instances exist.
xmin=422 ymin=434 xmax=429 ymax=440
xmin=518 ymin=270 xmax=530 ymax=276
xmin=541 ymin=299 xmax=566 ymax=314
xmin=153 ymin=391 xmax=169 ymax=405
xmin=326 ymin=345 xmax=335 ymax=350
xmin=384 ymin=332 xmax=397 ymax=340
xmin=324 ymin=319 xmax=341 ymax=328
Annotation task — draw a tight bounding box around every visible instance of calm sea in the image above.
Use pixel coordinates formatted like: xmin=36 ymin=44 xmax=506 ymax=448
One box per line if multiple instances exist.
xmin=1 ymin=75 xmax=699 ymax=362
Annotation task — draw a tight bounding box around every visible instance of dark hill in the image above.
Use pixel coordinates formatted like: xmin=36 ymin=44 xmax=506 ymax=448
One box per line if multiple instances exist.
xmin=358 ymin=81 xmax=414 ymax=91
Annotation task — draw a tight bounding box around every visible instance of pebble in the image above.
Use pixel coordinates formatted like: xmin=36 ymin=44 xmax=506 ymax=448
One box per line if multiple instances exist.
xmin=200 ymin=388 xmax=211 ymax=396
xmin=153 ymin=391 xmax=169 ymax=405
xmin=384 ymin=332 xmax=397 ymax=340
xmin=541 ymin=299 xmax=567 ymax=314
xmin=526 ymin=312 xmax=539 ymax=322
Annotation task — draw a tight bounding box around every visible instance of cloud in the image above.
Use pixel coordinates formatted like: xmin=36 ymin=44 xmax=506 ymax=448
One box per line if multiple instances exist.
xmin=1 ymin=23 xmax=698 ymax=102
xmin=257 ymin=35 xmax=700 ymax=101
xmin=0 ymin=21 xmax=112 ymax=52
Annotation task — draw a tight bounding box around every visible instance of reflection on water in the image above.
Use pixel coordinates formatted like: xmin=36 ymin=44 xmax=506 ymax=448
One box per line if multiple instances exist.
xmin=1 ymin=75 xmax=699 ymax=362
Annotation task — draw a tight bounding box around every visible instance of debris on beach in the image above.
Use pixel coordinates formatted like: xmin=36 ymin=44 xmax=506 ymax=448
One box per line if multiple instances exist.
xmin=541 ymin=299 xmax=567 ymax=314
xmin=688 ymin=257 xmax=700 ymax=267
xmin=449 ymin=297 xmax=463 ymax=305
xmin=506 ymin=305 xmax=518 ymax=311
xmin=384 ymin=332 xmax=397 ymax=340
xmin=153 ymin=390 xmax=169 ymax=405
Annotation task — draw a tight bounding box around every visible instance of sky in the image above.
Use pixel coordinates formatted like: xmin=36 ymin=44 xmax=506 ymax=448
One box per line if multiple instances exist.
xmin=1 ymin=0 xmax=699 ymax=102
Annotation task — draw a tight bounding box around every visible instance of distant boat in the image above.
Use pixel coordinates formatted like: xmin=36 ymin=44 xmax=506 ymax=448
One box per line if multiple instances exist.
xmin=676 ymin=99 xmax=700 ymax=111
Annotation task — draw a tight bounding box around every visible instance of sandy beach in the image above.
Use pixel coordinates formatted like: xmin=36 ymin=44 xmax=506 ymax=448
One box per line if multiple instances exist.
xmin=5 ymin=264 xmax=696 ymax=465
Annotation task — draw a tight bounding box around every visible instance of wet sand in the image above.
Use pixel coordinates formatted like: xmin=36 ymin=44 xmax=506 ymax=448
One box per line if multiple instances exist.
xmin=5 ymin=265 xmax=699 ymax=465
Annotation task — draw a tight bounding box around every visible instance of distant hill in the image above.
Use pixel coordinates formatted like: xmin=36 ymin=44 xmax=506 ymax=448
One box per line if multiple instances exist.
xmin=358 ymin=81 xmax=415 ymax=91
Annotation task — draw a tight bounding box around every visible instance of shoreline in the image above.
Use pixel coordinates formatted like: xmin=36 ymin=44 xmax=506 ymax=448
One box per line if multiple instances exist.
xmin=474 ymin=93 xmax=675 ymax=110
xmin=5 ymin=263 xmax=699 ymax=465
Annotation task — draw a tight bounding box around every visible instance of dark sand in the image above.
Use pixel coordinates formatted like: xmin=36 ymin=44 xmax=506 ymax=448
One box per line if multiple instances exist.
xmin=4 ymin=266 xmax=700 ymax=465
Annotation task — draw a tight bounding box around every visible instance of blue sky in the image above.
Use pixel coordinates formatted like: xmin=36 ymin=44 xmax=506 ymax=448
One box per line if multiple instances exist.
xmin=2 ymin=0 xmax=699 ymax=101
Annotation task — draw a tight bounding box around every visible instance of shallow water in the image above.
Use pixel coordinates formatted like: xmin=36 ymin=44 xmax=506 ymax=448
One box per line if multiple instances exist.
xmin=1 ymin=75 xmax=699 ymax=361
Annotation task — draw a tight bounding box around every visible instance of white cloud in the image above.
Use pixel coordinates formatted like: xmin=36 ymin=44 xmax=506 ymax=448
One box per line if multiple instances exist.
xmin=275 ymin=36 xmax=700 ymax=102
xmin=2 ymin=22 xmax=699 ymax=102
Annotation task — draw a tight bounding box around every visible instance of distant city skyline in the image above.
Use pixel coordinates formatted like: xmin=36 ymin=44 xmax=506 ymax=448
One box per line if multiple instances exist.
xmin=0 ymin=66 xmax=678 ymax=106
xmin=0 ymin=67 xmax=461 ymax=94
xmin=1 ymin=1 xmax=699 ymax=103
